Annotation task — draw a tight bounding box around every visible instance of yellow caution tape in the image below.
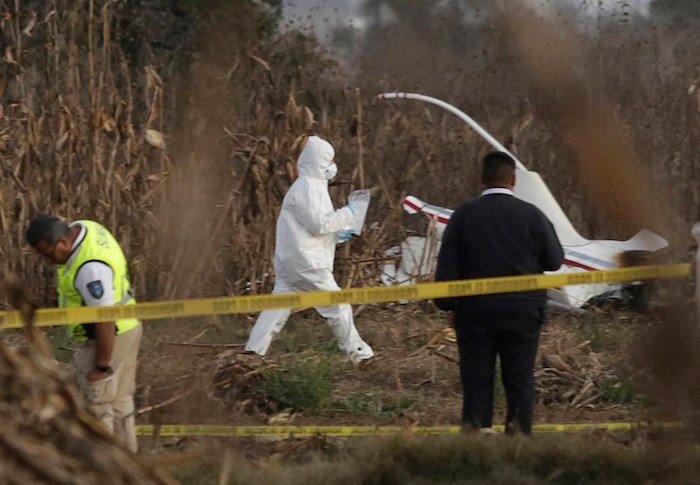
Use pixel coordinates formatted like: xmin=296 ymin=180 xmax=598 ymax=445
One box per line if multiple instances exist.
xmin=0 ymin=263 xmax=690 ymax=328
xmin=135 ymin=422 xmax=683 ymax=437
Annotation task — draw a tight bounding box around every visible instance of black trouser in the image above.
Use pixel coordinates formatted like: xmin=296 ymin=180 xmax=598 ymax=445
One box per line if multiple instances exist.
xmin=455 ymin=306 xmax=543 ymax=435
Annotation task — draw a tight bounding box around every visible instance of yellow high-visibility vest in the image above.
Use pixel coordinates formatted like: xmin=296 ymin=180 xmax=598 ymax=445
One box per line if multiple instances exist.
xmin=57 ymin=220 xmax=139 ymax=341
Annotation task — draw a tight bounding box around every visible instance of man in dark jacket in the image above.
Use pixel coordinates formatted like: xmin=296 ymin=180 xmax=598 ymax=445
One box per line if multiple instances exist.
xmin=435 ymin=151 xmax=564 ymax=435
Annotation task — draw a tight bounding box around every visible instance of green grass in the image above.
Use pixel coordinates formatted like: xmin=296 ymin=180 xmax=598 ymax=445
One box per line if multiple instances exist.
xmin=337 ymin=392 xmax=418 ymax=418
xmin=599 ymin=376 xmax=648 ymax=406
xmin=574 ymin=317 xmax=623 ymax=354
xmin=45 ymin=327 xmax=75 ymax=363
xmin=259 ymin=355 xmax=339 ymax=413
xmin=572 ymin=312 xmax=654 ymax=407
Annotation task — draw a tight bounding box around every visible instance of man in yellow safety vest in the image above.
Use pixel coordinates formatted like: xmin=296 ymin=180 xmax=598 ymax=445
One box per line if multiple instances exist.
xmin=26 ymin=214 xmax=142 ymax=452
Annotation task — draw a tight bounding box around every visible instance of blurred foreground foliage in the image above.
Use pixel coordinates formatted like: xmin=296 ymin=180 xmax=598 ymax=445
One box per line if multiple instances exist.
xmin=168 ymin=433 xmax=699 ymax=485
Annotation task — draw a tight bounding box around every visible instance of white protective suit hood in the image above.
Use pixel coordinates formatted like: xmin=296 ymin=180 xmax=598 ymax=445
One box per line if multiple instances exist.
xmin=273 ymin=136 xmax=354 ymax=282
xmin=296 ymin=135 xmax=336 ymax=181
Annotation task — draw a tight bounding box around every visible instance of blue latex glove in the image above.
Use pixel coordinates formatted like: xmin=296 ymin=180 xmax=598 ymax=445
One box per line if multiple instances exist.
xmin=338 ymin=229 xmax=353 ymax=242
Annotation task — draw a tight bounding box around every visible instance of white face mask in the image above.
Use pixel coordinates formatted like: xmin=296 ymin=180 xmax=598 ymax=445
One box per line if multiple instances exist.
xmin=324 ymin=163 xmax=338 ymax=180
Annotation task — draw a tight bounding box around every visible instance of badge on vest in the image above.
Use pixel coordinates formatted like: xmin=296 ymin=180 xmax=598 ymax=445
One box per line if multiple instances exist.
xmin=87 ymin=280 xmax=104 ymax=300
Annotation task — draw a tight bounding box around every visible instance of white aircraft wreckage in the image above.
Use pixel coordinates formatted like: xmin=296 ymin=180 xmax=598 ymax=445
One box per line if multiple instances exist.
xmin=376 ymin=92 xmax=669 ymax=311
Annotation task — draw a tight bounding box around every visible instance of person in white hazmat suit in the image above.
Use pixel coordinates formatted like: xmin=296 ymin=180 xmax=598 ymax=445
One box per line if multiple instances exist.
xmin=245 ymin=135 xmax=375 ymax=363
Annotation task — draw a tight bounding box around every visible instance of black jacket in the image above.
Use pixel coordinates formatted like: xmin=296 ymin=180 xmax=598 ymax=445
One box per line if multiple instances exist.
xmin=434 ymin=193 xmax=564 ymax=312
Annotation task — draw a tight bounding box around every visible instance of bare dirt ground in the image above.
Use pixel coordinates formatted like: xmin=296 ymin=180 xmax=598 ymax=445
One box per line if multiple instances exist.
xmin=135 ymin=302 xmax=660 ymax=440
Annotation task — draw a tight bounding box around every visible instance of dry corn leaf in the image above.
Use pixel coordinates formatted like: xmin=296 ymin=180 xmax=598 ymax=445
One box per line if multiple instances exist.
xmin=145 ymin=65 xmax=163 ymax=88
xmin=43 ymin=10 xmax=56 ymax=23
xmin=441 ymin=327 xmax=456 ymax=343
xmin=0 ymin=196 xmax=6 ymax=234
xmin=248 ymin=52 xmax=271 ymax=72
xmin=102 ymin=116 xmax=117 ymax=133
xmin=248 ymin=52 xmax=274 ymax=85
xmin=267 ymin=409 xmax=293 ymax=424
xmin=55 ymin=132 xmax=69 ymax=151
xmin=285 ymin=160 xmax=295 ymax=180
xmin=4 ymin=46 xmax=15 ymax=64
xmin=291 ymin=134 xmax=307 ymax=154
xmin=302 ymin=106 xmax=315 ymax=129
xmin=21 ymin=12 xmax=36 ymax=36
xmin=513 ymin=112 xmax=534 ymax=137
xmin=145 ymin=129 xmax=166 ymax=149
xmin=543 ymin=354 xmax=572 ymax=372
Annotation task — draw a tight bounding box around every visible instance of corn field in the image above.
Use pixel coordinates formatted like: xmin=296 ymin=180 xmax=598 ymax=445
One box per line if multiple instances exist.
xmin=1 ymin=0 xmax=698 ymax=308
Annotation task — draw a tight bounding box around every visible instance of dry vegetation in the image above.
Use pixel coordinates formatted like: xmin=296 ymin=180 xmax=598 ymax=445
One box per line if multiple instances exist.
xmin=2 ymin=0 xmax=700 ymax=482
xmin=1 ymin=0 xmax=698 ymax=305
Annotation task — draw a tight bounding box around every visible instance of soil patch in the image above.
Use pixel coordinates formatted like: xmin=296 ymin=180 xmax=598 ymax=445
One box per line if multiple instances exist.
xmin=136 ymin=304 xmax=660 ymax=437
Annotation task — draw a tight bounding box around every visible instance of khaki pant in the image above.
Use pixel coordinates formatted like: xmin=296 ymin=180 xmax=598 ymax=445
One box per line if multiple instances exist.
xmin=74 ymin=323 xmax=142 ymax=452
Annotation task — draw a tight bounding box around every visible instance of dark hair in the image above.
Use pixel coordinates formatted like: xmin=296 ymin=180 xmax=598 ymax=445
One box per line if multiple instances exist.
xmin=481 ymin=151 xmax=516 ymax=186
xmin=26 ymin=215 xmax=70 ymax=247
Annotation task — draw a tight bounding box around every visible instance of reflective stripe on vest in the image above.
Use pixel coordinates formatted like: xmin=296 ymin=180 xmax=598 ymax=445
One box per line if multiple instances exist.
xmin=56 ymin=220 xmax=139 ymax=341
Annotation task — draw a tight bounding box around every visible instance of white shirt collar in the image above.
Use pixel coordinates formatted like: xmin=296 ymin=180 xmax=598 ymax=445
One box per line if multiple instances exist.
xmin=481 ymin=188 xmax=514 ymax=197
xmin=70 ymin=222 xmax=87 ymax=250
xmin=61 ymin=223 xmax=87 ymax=275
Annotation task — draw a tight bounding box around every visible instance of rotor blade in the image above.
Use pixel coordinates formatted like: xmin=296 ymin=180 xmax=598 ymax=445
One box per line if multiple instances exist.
xmin=376 ymin=92 xmax=527 ymax=171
